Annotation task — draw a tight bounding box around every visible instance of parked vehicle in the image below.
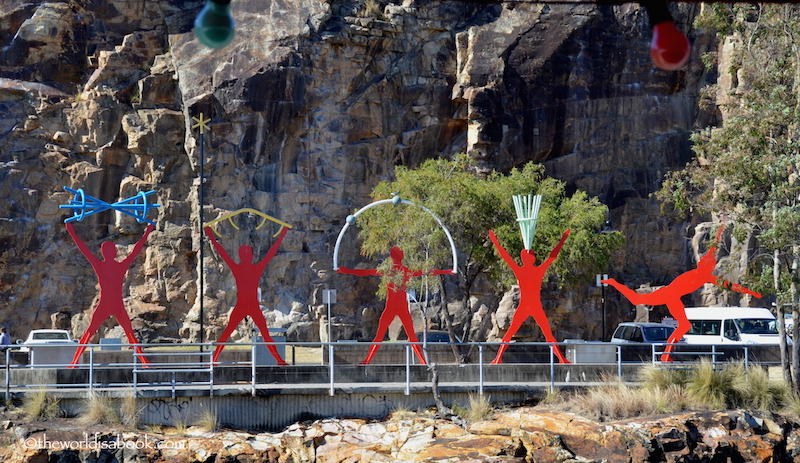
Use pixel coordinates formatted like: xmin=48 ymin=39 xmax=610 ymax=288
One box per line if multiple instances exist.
xmin=17 ymin=329 xmax=76 ymax=352
xmin=683 ymin=307 xmax=789 ymax=345
xmin=610 ymin=322 xmax=675 ymax=344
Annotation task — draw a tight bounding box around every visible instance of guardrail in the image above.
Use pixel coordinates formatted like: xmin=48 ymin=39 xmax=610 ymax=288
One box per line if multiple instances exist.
xmin=132 ymin=349 xmax=214 ymax=399
xmin=0 ymin=340 xmax=780 ymax=399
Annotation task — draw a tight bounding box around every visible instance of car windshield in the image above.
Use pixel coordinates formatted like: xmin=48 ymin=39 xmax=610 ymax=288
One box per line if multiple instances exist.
xmin=642 ymin=326 xmax=674 ymax=342
xmin=32 ymin=332 xmax=68 ymax=340
xmin=735 ymin=319 xmax=778 ymax=335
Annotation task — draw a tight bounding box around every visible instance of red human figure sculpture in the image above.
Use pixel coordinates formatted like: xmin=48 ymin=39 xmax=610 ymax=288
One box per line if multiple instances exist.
xmin=489 ymin=229 xmax=572 ymax=364
xmin=602 ymin=226 xmax=761 ymax=362
xmin=66 ymin=222 xmax=154 ymax=366
xmin=205 ymin=226 xmax=289 ymax=365
xmin=337 ymin=246 xmax=454 ymax=365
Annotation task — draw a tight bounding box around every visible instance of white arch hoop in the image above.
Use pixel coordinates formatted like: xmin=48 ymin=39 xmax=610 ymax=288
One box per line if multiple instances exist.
xmin=332 ymin=197 xmax=458 ymax=274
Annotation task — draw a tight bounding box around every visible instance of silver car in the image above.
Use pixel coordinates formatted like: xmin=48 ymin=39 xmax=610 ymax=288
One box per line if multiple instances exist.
xmin=611 ymin=322 xmax=675 ymax=344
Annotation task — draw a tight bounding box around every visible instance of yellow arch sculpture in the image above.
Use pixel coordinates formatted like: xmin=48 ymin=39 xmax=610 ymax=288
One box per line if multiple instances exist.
xmin=203 ymin=208 xmax=292 ymax=237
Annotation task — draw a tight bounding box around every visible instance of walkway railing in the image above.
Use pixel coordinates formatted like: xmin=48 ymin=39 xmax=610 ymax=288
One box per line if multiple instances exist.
xmin=132 ymin=348 xmax=214 ymax=399
xmin=0 ymin=340 xmax=776 ymax=399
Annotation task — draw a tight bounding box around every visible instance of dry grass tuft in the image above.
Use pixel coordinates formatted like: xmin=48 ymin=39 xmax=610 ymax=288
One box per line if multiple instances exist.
xmin=389 ymin=405 xmax=418 ymax=420
xmin=639 ymin=363 xmax=689 ymax=390
xmin=731 ymin=365 xmax=791 ymax=411
xmin=22 ymin=387 xmax=61 ymax=420
xmin=685 ymin=359 xmax=739 ymax=410
xmin=196 ymin=407 xmax=219 ymax=432
xmin=540 ymin=361 xmax=795 ymax=422
xmin=564 ymin=376 xmax=661 ymax=421
xmin=782 ymin=393 xmax=800 ymax=421
xmin=120 ymin=390 xmax=142 ymax=428
xmin=79 ymin=393 xmax=120 ymax=426
xmin=453 ymin=393 xmax=494 ymax=423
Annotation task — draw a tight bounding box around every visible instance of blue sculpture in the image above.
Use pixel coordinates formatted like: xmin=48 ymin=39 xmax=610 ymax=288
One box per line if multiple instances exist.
xmin=60 ymin=187 xmax=160 ymax=225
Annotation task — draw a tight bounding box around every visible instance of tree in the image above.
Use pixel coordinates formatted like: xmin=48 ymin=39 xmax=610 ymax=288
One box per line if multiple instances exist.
xmin=658 ymin=4 xmax=800 ymax=390
xmin=349 ymin=154 xmax=624 ymax=363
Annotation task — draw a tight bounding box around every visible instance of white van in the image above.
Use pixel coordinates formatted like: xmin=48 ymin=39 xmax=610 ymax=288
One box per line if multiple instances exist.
xmin=682 ymin=307 xmax=788 ymax=345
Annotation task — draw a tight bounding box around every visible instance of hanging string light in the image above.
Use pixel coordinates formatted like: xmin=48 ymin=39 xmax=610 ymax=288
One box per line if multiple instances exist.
xmin=642 ymin=0 xmax=690 ymax=71
xmin=194 ymin=0 xmax=235 ymax=49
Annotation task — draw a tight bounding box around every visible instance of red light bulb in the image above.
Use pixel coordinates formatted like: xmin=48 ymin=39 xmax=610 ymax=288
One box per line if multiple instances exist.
xmin=650 ymin=21 xmax=690 ymax=71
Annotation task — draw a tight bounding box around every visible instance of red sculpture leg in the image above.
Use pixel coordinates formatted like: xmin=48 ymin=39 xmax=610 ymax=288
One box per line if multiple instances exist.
xmin=339 ymin=246 xmax=451 ymax=365
xmin=114 ymin=311 xmax=150 ymax=365
xmin=66 ymin=223 xmax=154 ymax=367
xmin=205 ymin=226 xmax=289 ymax=365
xmin=250 ymin=310 xmax=288 ymax=366
xmin=399 ymin=310 xmax=427 ymax=364
xmin=360 ymin=311 xmax=392 ymax=365
xmin=211 ymin=311 xmax=245 ymax=364
xmin=488 ymin=229 xmax=571 ymax=364
xmin=602 ymin=224 xmax=761 ymax=363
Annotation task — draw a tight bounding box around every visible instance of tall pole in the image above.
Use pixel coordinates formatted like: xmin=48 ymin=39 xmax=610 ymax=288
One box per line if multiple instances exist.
xmin=193 ymin=113 xmax=211 ymax=348
xmin=596 ymin=273 xmax=608 ymax=341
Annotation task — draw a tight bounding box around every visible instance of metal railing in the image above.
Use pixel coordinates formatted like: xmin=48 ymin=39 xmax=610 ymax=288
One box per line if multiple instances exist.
xmin=132 ymin=348 xmax=214 ymax=399
xmin=0 ymin=340 xmax=778 ymax=399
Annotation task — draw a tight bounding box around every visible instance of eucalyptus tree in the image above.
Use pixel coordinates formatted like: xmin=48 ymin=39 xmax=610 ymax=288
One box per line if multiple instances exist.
xmin=658 ymin=4 xmax=800 ymax=389
xmin=350 ymin=154 xmax=623 ymax=363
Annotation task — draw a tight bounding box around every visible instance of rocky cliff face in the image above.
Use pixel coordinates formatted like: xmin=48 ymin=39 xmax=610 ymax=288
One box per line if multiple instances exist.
xmin=2 ymin=408 xmax=798 ymax=462
xmin=0 ymin=0 xmax=737 ymax=345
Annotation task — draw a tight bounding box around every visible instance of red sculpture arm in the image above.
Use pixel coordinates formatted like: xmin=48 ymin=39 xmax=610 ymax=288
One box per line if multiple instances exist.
xmin=408 ymin=268 xmax=425 ymax=278
xmin=488 ymin=230 xmax=518 ymax=268
xmin=718 ymin=279 xmax=762 ymax=298
xmin=256 ymin=227 xmax=289 ymax=270
xmin=66 ymin=222 xmax=99 ymax=265
xmin=121 ymin=224 xmax=155 ymax=267
xmin=541 ymin=229 xmax=571 ymax=268
xmin=205 ymin=226 xmax=236 ymax=267
xmin=429 ymin=269 xmax=456 ymax=276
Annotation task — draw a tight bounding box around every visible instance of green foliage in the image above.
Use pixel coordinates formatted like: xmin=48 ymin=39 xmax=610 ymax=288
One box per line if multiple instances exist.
xmin=658 ymin=4 xmax=800 ymax=300
xmin=352 ymin=154 xmax=624 ymax=296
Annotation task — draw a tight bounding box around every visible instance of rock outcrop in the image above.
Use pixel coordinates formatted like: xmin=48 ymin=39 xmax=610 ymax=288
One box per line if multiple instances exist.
xmin=0 ymin=0 xmax=738 ymax=346
xmin=2 ymin=408 xmax=798 ymax=462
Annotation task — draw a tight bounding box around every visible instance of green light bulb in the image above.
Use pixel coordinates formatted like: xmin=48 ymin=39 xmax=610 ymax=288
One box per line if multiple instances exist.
xmin=194 ymin=0 xmax=235 ymax=49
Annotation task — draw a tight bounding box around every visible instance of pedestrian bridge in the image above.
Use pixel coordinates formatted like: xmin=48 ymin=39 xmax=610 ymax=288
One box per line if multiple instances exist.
xmin=0 ymin=341 xmax=780 ymax=431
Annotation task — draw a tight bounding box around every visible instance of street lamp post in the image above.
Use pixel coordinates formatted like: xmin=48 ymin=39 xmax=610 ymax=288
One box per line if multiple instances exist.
xmin=192 ymin=113 xmax=211 ymax=348
xmin=596 ymin=274 xmax=609 ymax=341
xmin=323 ymin=289 xmax=336 ymax=364
xmin=597 ymin=218 xmax=616 ymax=342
